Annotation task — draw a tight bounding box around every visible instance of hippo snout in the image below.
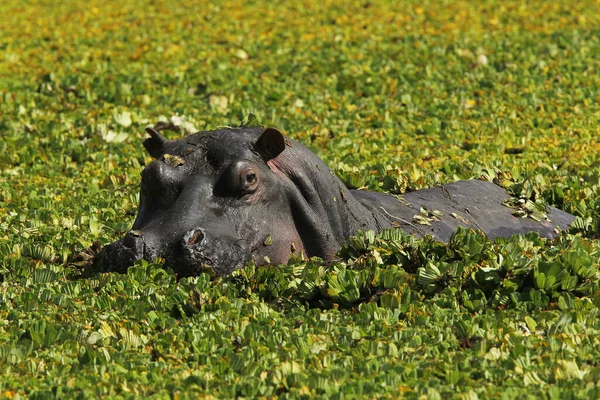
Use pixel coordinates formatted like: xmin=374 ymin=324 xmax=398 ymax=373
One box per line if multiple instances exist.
xmin=101 ymin=227 xmax=251 ymax=277
xmin=179 ymin=228 xmax=251 ymax=276
xmin=100 ymin=230 xmax=145 ymax=273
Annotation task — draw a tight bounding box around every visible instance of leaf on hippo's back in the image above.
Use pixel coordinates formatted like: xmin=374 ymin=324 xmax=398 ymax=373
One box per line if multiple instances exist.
xmin=527 ymin=209 xmax=544 ymax=222
xmin=413 ymin=207 xmax=442 ymax=225
xmin=412 ymin=214 xmax=431 ymax=225
xmin=394 ymin=195 xmax=412 ymax=208
xmin=501 ymin=197 xmax=519 ymax=210
xmin=430 ymin=209 xmax=443 ymax=219
xmin=502 ymin=197 xmax=549 ymax=221
xmin=163 ymin=154 xmax=185 ymax=167
xmin=451 ymin=212 xmax=470 ymax=225
xmin=502 ymin=175 xmax=552 ymax=222
xmin=263 ymin=235 xmax=273 ymax=246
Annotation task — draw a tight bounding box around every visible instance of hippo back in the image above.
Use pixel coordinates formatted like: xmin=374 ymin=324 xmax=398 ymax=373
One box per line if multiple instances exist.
xmin=352 ymin=180 xmax=575 ymax=242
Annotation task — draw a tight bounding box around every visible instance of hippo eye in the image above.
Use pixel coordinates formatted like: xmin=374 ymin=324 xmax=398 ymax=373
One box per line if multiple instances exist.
xmin=245 ymin=171 xmax=256 ymax=184
xmin=241 ymin=168 xmax=259 ymax=194
xmin=214 ymin=163 xmax=261 ymax=198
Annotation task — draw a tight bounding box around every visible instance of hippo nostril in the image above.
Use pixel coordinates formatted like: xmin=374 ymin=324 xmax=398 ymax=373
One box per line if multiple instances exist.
xmin=185 ymin=229 xmax=205 ymax=247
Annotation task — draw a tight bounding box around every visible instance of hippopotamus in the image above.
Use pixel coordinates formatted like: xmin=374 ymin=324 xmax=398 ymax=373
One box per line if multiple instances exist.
xmin=100 ymin=126 xmax=575 ymax=276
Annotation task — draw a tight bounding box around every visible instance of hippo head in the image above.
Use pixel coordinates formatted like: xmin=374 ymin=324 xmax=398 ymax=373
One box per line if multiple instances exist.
xmin=101 ymin=126 xmax=381 ymax=276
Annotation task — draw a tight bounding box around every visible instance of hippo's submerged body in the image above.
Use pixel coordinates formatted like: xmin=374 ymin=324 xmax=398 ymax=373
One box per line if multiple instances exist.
xmin=353 ymin=181 xmax=574 ymax=242
xmin=101 ymin=126 xmax=575 ymax=276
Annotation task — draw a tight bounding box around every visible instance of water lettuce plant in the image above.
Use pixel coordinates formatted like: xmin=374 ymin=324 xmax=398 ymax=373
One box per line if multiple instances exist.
xmin=1 ymin=0 xmax=600 ymax=398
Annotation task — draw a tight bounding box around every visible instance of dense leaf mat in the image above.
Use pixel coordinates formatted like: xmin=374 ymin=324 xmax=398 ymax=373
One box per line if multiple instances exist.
xmin=1 ymin=0 xmax=600 ymax=398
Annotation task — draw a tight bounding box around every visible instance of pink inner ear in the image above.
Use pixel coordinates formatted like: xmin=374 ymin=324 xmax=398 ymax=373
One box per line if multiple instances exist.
xmin=267 ymin=159 xmax=281 ymax=173
xmin=267 ymin=158 xmax=288 ymax=178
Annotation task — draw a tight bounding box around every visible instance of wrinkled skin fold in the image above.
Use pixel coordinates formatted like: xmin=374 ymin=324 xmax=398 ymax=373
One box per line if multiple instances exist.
xmin=100 ymin=126 xmax=575 ymax=277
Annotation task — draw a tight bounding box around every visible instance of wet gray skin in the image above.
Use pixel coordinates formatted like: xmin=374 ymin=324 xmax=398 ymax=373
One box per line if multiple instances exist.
xmin=101 ymin=126 xmax=575 ymax=277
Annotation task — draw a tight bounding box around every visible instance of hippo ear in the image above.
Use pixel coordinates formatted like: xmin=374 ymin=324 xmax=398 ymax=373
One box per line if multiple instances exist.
xmin=143 ymin=127 xmax=168 ymax=158
xmin=255 ymin=127 xmax=286 ymax=161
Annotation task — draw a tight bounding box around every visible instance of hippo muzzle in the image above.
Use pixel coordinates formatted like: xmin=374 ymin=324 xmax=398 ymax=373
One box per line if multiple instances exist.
xmin=100 ymin=231 xmax=146 ymax=273
xmin=101 ymin=227 xmax=252 ymax=277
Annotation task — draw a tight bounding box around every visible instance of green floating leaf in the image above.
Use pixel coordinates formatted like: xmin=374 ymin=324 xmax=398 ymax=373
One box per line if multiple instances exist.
xmin=33 ymin=268 xmax=58 ymax=284
xmin=547 ymin=314 xmax=572 ymax=335
xmin=240 ymin=112 xmax=261 ymax=127
xmin=326 ymin=268 xmax=361 ymax=305
xmin=417 ymin=261 xmax=442 ymax=286
xmin=554 ymin=360 xmax=589 ymax=380
xmin=113 ymin=110 xmax=132 ymax=127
